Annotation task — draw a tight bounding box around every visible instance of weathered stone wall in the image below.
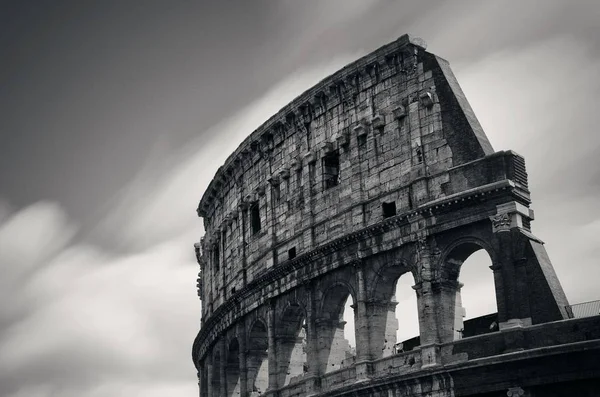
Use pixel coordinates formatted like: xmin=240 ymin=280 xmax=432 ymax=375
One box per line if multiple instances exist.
xmin=196 ymin=34 xmax=496 ymax=320
xmin=191 ymin=34 xmax=597 ymax=397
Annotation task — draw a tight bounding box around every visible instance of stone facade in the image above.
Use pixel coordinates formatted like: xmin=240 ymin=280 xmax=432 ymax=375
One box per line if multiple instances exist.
xmin=192 ymin=35 xmax=600 ymax=397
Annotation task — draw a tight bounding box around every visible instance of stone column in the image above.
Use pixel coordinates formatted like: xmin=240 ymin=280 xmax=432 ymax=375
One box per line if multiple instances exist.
xmin=354 ymin=262 xmax=370 ymax=363
xmin=238 ymin=324 xmax=248 ymax=397
xmin=246 ymin=349 xmax=268 ymax=397
xmin=490 ymin=203 xmax=532 ymax=329
xmin=414 ymin=236 xmax=442 ymax=367
xmin=432 ymin=279 xmax=461 ymax=343
xmin=365 ymin=299 xmax=399 ymax=360
xmin=197 ymin=366 xmax=203 ymax=397
xmin=206 ymin=353 xmax=214 ymax=397
xmin=316 ymin=318 xmax=351 ymax=373
xmin=302 ymin=150 xmax=317 ymax=249
xmin=266 ymin=301 xmax=278 ymax=392
xmin=220 ymin=338 xmax=228 ymax=397
xmin=304 ymin=282 xmax=321 ymax=395
xmin=276 ymin=335 xmax=305 ymax=386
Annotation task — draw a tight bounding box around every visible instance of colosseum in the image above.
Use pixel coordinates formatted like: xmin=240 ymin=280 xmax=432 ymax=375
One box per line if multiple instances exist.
xmin=192 ymin=35 xmax=600 ymax=397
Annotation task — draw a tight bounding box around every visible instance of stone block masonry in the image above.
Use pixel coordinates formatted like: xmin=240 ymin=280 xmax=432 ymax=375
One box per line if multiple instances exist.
xmin=192 ymin=34 xmax=600 ymax=397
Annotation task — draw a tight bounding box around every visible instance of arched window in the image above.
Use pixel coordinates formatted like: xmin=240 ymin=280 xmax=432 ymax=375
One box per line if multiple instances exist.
xmin=370 ymin=263 xmax=418 ymax=358
xmin=319 ymin=284 xmax=356 ymax=373
xmin=226 ymin=339 xmax=241 ymax=397
xmin=247 ymin=320 xmax=268 ymax=396
xmin=250 ymin=202 xmax=261 ymax=235
xmin=444 ymin=242 xmax=498 ymax=340
xmin=394 ymin=275 xmax=419 ymax=354
xmin=277 ymin=304 xmax=307 ymax=386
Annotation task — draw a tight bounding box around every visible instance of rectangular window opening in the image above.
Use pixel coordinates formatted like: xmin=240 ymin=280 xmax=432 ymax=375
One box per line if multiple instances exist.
xmin=288 ymin=247 xmax=297 ymax=260
xmin=322 ymin=151 xmax=340 ymax=190
xmin=382 ymin=201 xmax=397 ymax=219
xmin=357 ymin=134 xmax=367 ymax=147
xmin=250 ymin=202 xmax=261 ymax=235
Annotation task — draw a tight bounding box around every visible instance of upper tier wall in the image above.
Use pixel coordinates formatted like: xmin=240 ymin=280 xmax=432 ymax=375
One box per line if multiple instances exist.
xmin=196 ymin=34 xmax=495 ymax=319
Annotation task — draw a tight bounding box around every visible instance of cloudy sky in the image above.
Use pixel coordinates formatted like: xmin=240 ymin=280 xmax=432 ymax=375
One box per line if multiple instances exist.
xmin=1 ymin=1 xmax=599 ymax=396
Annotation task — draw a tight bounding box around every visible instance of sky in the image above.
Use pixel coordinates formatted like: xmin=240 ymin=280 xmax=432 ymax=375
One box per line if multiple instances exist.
xmin=1 ymin=1 xmax=599 ymax=396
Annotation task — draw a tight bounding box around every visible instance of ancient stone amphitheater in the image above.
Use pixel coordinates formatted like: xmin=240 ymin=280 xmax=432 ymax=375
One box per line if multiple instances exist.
xmin=192 ymin=35 xmax=600 ymax=397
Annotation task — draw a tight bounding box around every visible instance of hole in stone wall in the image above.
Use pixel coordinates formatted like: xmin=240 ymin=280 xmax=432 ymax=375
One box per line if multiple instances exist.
xmin=457 ymin=249 xmax=498 ymax=339
xmin=322 ymin=151 xmax=340 ymax=190
xmin=279 ymin=305 xmax=307 ymax=386
xmin=250 ymin=202 xmax=261 ymax=235
xmin=288 ymin=247 xmax=296 ymax=260
xmin=382 ymin=201 xmax=397 ymax=218
xmin=227 ymin=339 xmax=241 ymax=397
xmin=248 ymin=321 xmax=268 ymax=395
xmin=342 ymin=296 xmax=356 ymax=350
xmin=371 ymin=267 xmax=419 ymax=359
xmin=357 ymin=133 xmax=367 ymax=147
xmin=393 ymin=276 xmax=420 ymax=355
xmin=273 ymin=183 xmax=281 ymax=201
xmin=320 ymin=290 xmax=355 ymax=374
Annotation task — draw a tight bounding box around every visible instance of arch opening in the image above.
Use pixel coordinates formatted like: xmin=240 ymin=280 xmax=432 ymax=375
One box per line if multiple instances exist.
xmin=277 ymin=304 xmax=307 ymax=386
xmin=393 ymin=275 xmax=420 ymax=355
xmin=247 ymin=320 xmax=268 ymax=396
xmin=371 ymin=265 xmax=418 ymax=358
xmin=226 ymin=338 xmax=241 ymax=397
xmin=445 ymin=242 xmax=498 ymax=340
xmin=320 ymin=285 xmax=356 ymax=373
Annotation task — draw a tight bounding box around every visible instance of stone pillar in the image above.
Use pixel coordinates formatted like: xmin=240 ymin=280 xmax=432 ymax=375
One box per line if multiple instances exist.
xmin=266 ymin=301 xmax=278 ymax=392
xmin=239 ymin=203 xmax=248 ymax=288
xmin=432 ymin=279 xmax=461 ymax=343
xmin=453 ymin=282 xmax=466 ymax=340
xmin=276 ymin=335 xmax=306 ymax=386
xmin=365 ymin=300 xmax=399 ymax=360
xmin=353 ymin=260 xmax=373 ymax=381
xmin=304 ymin=282 xmax=321 ymax=395
xmin=302 ymin=150 xmax=317 ymax=249
xmin=315 ymin=317 xmax=335 ymax=375
xmin=246 ymin=349 xmax=268 ymax=397
xmin=205 ymin=246 xmax=214 ymax=318
xmin=238 ymin=324 xmax=248 ymax=397
xmin=414 ymin=237 xmax=443 ymax=367
xmin=316 ymin=318 xmax=351 ymax=373
xmin=354 ymin=262 xmax=370 ymax=363
xmin=490 ymin=203 xmax=532 ymax=329
xmin=206 ymin=354 xmax=214 ymax=397
xmin=220 ymin=339 xmax=228 ymax=397
xmin=197 ymin=366 xmax=203 ymax=397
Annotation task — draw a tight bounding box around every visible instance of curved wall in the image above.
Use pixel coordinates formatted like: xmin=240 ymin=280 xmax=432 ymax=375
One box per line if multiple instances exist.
xmin=197 ymin=34 xmax=493 ymax=318
xmin=192 ymin=34 xmax=573 ymax=397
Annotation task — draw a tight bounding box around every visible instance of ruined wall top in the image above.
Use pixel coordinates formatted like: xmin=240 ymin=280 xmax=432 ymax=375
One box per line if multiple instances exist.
xmin=197 ymin=34 xmax=493 ymax=220
xmin=195 ymin=33 xmax=506 ymax=321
